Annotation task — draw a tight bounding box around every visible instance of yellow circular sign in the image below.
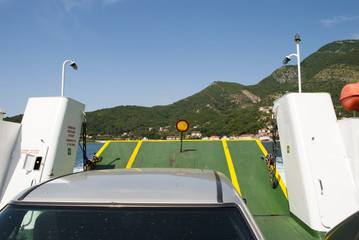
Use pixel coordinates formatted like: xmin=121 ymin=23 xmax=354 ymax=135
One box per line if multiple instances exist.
xmin=176 ymin=120 xmax=189 ymax=132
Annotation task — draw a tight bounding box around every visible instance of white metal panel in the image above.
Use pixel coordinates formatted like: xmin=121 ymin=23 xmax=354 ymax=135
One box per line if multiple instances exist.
xmin=0 ymin=97 xmax=85 ymax=209
xmin=274 ymin=93 xmax=358 ymax=232
xmin=274 ymin=94 xmax=322 ymax=230
xmin=338 ymin=118 xmax=359 ymax=200
xmin=20 ymin=97 xmax=85 ymax=180
xmin=0 ymin=141 xmax=49 ymax=208
xmin=0 ymin=121 xmax=21 ymax=200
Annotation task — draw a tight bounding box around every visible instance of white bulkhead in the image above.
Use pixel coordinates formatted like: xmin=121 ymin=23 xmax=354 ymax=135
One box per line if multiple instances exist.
xmin=274 ymin=93 xmax=358 ymax=232
xmin=0 ymin=97 xmax=85 ymax=208
xmin=0 ymin=120 xmax=21 ymax=202
xmin=337 ymin=118 xmax=359 ymax=200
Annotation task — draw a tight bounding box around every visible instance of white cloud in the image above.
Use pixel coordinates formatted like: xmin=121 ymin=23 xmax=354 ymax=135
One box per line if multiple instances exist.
xmin=103 ymin=0 xmax=123 ymax=7
xmin=60 ymin=0 xmax=122 ymax=13
xmin=61 ymin=0 xmax=95 ymax=13
xmin=320 ymin=15 xmax=359 ymax=27
xmin=353 ymin=33 xmax=359 ymax=40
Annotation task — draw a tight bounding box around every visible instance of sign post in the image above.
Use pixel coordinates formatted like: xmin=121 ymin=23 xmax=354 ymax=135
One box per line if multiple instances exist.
xmin=176 ymin=120 xmax=189 ymax=152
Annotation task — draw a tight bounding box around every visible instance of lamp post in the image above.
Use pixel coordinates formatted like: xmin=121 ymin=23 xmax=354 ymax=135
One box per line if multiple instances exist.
xmin=283 ymin=34 xmax=302 ymax=93
xmin=61 ymin=60 xmax=78 ymax=97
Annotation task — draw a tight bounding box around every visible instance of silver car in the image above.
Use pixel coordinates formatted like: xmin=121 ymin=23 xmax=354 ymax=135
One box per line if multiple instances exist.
xmin=0 ymin=168 xmax=263 ymax=239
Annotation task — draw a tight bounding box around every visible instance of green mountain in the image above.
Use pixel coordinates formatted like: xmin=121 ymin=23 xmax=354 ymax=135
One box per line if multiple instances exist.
xmin=86 ymin=81 xmax=266 ymax=138
xmin=6 ymin=40 xmax=359 ymax=139
xmin=250 ymin=40 xmax=359 ymax=102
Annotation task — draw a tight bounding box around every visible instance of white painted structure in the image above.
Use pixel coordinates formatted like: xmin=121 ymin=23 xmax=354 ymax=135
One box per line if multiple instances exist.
xmin=338 ymin=118 xmax=359 ymax=200
xmin=0 ymin=109 xmax=6 ymax=120
xmin=274 ymin=93 xmax=359 ymax=232
xmin=0 ymin=97 xmax=85 ymax=208
xmin=0 ymin=121 xmax=21 ymax=203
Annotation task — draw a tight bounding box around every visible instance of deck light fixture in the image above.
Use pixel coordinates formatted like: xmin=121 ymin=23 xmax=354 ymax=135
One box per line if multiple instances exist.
xmin=61 ymin=60 xmax=78 ymax=97
xmin=283 ymin=34 xmax=302 ymax=93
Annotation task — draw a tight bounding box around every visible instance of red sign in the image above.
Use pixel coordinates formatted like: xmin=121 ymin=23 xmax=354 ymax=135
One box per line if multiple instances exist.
xmin=66 ymin=125 xmax=77 ymax=147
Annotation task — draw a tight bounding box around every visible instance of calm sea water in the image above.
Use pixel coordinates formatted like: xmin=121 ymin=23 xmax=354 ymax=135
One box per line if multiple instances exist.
xmin=74 ymin=141 xmax=285 ymax=183
xmin=74 ymin=143 xmax=104 ymax=172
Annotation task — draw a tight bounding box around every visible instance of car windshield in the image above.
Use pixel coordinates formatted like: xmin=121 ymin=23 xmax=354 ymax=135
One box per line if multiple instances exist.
xmin=0 ymin=204 xmax=255 ymax=240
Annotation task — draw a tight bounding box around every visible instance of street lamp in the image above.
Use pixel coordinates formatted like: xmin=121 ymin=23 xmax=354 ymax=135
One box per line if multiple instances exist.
xmin=283 ymin=34 xmax=302 ymax=93
xmin=61 ymin=60 xmax=78 ymax=97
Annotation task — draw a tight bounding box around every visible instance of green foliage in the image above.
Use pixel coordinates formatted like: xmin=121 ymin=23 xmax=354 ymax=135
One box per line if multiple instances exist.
xmin=199 ymin=106 xmax=265 ymax=137
xmin=301 ymin=40 xmax=359 ymax=80
xmin=4 ymin=114 xmax=23 ymax=123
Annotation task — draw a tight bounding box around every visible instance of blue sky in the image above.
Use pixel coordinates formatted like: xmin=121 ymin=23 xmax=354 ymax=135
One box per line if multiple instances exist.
xmin=1 ymin=0 xmax=359 ymax=116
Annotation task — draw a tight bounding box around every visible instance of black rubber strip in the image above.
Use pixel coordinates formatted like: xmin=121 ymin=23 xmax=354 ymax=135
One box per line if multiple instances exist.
xmin=214 ymin=171 xmax=223 ymax=203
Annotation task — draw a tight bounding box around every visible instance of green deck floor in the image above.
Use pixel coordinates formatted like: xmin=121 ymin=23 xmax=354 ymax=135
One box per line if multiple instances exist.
xmin=94 ymin=141 xmax=138 ymax=169
xmin=227 ymin=141 xmax=289 ymax=216
xmin=132 ymin=141 xmax=231 ymax=177
xmin=93 ymin=139 xmax=323 ymax=239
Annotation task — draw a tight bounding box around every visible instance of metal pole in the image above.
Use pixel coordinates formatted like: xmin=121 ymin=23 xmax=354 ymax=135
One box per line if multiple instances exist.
xmin=61 ymin=64 xmax=65 ymax=97
xmin=61 ymin=60 xmax=69 ymax=97
xmin=61 ymin=60 xmax=77 ymax=97
xmin=296 ymin=42 xmax=302 ymax=93
xmin=180 ymin=132 xmax=183 ymax=152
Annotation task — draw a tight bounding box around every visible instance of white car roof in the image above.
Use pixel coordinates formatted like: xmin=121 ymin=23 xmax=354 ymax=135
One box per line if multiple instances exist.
xmin=17 ymin=168 xmax=243 ymax=205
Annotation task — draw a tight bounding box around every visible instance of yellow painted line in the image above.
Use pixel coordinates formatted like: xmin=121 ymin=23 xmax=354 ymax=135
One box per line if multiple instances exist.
xmin=148 ymin=139 xmax=259 ymax=142
xmin=273 ymin=166 xmax=288 ymax=199
xmin=222 ymin=140 xmax=241 ymax=196
xmin=256 ymin=139 xmax=288 ymax=199
xmin=104 ymin=140 xmax=139 ymax=143
xmin=126 ymin=140 xmax=143 ymax=168
xmin=255 ymin=139 xmax=268 ymax=156
xmin=97 ymin=139 xmax=260 ymax=143
xmin=95 ymin=140 xmax=112 ymax=157
xmin=145 ymin=139 xmax=219 ymax=142
xmin=227 ymin=139 xmax=257 ymax=142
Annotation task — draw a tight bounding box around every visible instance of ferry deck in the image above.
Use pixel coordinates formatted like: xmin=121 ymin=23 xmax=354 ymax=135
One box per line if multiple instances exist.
xmin=92 ymin=139 xmax=324 ymax=239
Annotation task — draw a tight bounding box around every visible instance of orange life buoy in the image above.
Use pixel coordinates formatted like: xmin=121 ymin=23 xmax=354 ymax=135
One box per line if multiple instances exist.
xmin=340 ymin=82 xmax=359 ymax=112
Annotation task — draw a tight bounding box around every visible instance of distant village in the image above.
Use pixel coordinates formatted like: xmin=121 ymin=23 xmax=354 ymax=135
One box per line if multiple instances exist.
xmin=87 ymin=106 xmax=277 ymax=142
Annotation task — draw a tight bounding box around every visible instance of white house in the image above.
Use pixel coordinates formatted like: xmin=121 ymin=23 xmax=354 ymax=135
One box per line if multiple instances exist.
xmin=191 ymin=131 xmax=202 ymax=138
